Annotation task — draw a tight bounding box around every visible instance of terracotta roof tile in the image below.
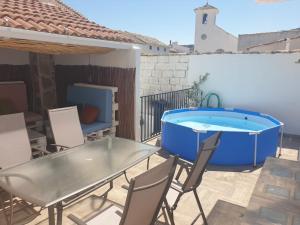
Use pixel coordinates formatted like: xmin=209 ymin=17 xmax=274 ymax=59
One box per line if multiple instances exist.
xmin=0 ymin=0 xmax=139 ymax=44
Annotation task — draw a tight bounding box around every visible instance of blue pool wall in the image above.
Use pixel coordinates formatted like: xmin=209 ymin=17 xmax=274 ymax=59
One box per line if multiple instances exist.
xmin=161 ymin=108 xmax=282 ymax=166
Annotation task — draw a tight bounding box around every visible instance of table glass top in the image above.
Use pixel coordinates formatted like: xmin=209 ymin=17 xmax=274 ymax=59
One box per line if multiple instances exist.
xmin=0 ymin=137 xmax=160 ymax=207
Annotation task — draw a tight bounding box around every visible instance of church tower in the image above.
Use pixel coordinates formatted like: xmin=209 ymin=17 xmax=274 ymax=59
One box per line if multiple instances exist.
xmin=194 ymin=3 xmax=237 ymax=53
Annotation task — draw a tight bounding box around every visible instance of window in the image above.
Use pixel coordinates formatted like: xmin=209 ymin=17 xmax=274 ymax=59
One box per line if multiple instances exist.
xmin=157 ymin=47 xmax=160 ymax=51
xmin=201 ymin=34 xmax=207 ymax=40
xmin=164 ymin=48 xmax=167 ymax=52
xmin=202 ymin=13 xmax=208 ymax=24
xmin=149 ymin=45 xmax=152 ymax=50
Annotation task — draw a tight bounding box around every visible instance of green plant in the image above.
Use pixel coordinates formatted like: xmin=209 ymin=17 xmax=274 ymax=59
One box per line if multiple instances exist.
xmin=188 ymin=73 xmax=209 ymax=107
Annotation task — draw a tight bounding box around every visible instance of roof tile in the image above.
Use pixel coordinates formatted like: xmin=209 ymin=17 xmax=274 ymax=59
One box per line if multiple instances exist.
xmin=0 ymin=0 xmax=139 ymax=44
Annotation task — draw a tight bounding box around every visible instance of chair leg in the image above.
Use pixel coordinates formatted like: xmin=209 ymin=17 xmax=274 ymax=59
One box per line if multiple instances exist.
xmin=175 ymin=166 xmax=184 ymax=181
xmin=163 ymin=200 xmax=175 ymax=225
xmin=161 ymin=205 xmax=169 ymax=224
xmin=193 ymin=190 xmax=207 ymax=225
xmin=8 ymin=193 xmax=13 ymax=225
xmin=0 ymin=192 xmax=9 ymax=225
xmin=124 ymin=171 xmax=131 ymax=184
xmin=175 ymin=164 xmax=190 ymax=181
xmin=171 ymin=192 xmax=183 ymax=211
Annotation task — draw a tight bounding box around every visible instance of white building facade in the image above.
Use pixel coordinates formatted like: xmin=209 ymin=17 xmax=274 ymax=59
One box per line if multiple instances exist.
xmin=194 ymin=4 xmax=238 ymax=53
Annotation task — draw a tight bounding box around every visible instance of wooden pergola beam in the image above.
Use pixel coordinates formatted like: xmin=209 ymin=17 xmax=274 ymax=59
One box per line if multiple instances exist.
xmin=0 ymin=38 xmax=114 ymax=55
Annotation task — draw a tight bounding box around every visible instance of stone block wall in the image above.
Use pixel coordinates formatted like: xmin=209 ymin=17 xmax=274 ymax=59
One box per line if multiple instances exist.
xmin=30 ymin=53 xmax=57 ymax=115
xmin=140 ymin=55 xmax=190 ymax=96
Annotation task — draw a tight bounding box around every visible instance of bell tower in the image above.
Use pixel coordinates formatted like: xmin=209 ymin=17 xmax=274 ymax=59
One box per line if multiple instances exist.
xmin=194 ymin=2 xmax=219 ymax=52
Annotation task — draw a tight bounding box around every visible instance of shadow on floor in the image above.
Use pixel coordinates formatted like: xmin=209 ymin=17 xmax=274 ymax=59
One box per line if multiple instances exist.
xmin=207 ymin=200 xmax=246 ymax=225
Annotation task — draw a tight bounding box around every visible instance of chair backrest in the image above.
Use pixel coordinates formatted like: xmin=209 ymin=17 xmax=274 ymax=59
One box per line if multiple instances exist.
xmin=0 ymin=113 xmax=31 ymax=169
xmin=0 ymin=81 xmax=28 ymax=113
xmin=48 ymin=106 xmax=84 ymax=149
xmin=120 ymin=157 xmax=177 ymax=225
xmin=182 ymin=132 xmax=222 ymax=192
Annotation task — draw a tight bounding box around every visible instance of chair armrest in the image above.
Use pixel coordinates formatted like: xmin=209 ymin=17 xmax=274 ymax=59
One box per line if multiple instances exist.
xmin=175 ymin=163 xmax=191 ymax=181
xmin=68 ymin=214 xmax=88 ymax=225
xmin=170 ymin=182 xmax=183 ymax=193
xmin=50 ymin=144 xmax=70 ymax=152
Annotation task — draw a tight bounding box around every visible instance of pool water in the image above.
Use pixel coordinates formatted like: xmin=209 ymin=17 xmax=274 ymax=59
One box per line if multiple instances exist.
xmin=169 ymin=116 xmax=269 ymax=132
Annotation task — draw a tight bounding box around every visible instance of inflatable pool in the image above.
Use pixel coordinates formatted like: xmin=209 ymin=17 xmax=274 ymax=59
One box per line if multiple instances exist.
xmin=161 ymin=108 xmax=283 ymax=166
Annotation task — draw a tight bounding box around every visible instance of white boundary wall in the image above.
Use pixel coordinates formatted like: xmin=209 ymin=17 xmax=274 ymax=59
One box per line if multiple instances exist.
xmin=140 ymin=55 xmax=190 ymax=96
xmin=141 ymin=53 xmax=300 ymax=135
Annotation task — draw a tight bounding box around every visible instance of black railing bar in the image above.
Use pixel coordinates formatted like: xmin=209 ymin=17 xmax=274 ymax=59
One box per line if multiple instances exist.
xmin=140 ymin=88 xmax=192 ymax=98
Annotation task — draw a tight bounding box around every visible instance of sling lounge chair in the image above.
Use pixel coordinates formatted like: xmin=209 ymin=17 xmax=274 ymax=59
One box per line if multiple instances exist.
xmin=0 ymin=113 xmax=47 ymax=225
xmin=48 ymin=106 xmax=85 ymax=151
xmin=68 ymin=156 xmax=178 ymax=225
xmin=48 ymin=106 xmax=120 ymax=206
xmin=167 ymin=132 xmax=222 ymax=225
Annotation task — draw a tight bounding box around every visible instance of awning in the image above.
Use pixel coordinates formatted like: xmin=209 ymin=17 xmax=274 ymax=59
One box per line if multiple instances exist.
xmin=0 ymin=37 xmax=113 ymax=55
xmin=0 ymin=27 xmax=138 ymax=55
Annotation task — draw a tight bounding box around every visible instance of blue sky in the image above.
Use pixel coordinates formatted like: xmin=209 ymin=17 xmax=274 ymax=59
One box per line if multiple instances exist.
xmin=63 ymin=0 xmax=300 ymax=45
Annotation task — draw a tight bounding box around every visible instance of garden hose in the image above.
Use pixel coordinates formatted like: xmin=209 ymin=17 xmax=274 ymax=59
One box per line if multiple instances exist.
xmin=203 ymin=93 xmax=222 ymax=108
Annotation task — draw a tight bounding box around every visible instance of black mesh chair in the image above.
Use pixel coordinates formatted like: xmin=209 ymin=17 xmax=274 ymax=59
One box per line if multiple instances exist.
xmin=167 ymin=132 xmax=222 ymax=225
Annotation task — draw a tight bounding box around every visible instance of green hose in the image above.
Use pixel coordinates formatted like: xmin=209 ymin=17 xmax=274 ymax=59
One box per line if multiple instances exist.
xmin=203 ymin=93 xmax=222 ymax=108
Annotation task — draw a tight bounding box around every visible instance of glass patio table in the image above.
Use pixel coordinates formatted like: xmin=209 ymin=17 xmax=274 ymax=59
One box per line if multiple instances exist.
xmin=0 ymin=137 xmax=160 ymax=225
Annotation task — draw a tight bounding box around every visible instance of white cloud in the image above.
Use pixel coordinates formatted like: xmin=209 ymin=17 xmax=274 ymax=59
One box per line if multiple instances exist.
xmin=256 ymin=0 xmax=287 ymax=3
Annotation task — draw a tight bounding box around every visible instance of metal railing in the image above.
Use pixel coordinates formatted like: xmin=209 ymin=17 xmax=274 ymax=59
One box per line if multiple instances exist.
xmin=140 ymin=88 xmax=192 ymax=142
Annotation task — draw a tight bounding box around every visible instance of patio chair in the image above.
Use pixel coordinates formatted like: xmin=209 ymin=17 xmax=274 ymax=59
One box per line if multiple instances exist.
xmin=0 ymin=113 xmax=32 ymax=170
xmin=0 ymin=113 xmax=47 ymax=225
xmin=48 ymin=106 xmax=117 ymax=206
xmin=68 ymin=156 xmax=178 ymax=225
xmin=0 ymin=113 xmax=50 ymax=169
xmin=48 ymin=106 xmax=85 ymax=151
xmin=167 ymin=132 xmax=222 ymax=225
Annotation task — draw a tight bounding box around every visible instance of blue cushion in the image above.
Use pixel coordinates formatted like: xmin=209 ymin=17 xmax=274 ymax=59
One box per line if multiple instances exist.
xmin=67 ymin=85 xmax=113 ymax=123
xmin=81 ymin=122 xmax=112 ymax=135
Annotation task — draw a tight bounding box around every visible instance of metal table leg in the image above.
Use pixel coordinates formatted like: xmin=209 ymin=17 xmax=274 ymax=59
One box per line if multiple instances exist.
xmin=48 ymin=205 xmax=55 ymax=225
xmin=56 ymin=202 xmax=63 ymax=225
xmin=48 ymin=202 xmax=63 ymax=225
